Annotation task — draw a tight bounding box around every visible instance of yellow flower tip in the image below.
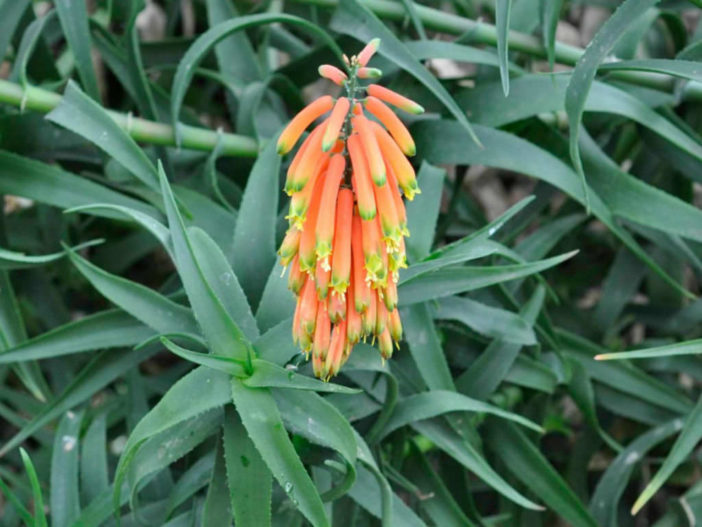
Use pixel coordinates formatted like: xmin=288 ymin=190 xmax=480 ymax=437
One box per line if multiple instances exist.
xmin=357 ymin=67 xmax=383 ymax=79
xmin=277 ymin=139 xmax=291 ymax=155
xmin=405 ymin=143 xmax=416 ymax=156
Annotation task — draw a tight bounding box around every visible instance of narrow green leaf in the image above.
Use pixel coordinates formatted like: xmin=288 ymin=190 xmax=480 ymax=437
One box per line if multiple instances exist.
xmin=599 ymin=59 xmax=702 ymax=83
xmin=256 ymin=262 xmax=295 ymax=333
xmin=484 ymin=419 xmax=598 ymax=527
xmin=159 ymin=163 xmax=251 ymax=362
xmin=81 ymin=414 xmax=109 ymax=505
xmin=404 ymin=162 xmax=445 ymax=263
xmin=632 ymin=394 xmax=702 ymax=514
xmin=232 ymin=139 xmax=281 ymax=309
xmin=541 ymin=0 xmax=563 ymax=69
xmin=246 ymin=359 xmax=360 ymax=394
xmin=203 ymin=438 xmax=233 ymax=526
xmin=230 ymin=379 xmax=329 ymax=527
xmin=55 ymin=0 xmax=101 ymax=100
xmin=595 ymin=339 xmax=702 ymax=361
xmin=495 ymin=0 xmax=512 ymax=96
xmin=0 ymin=0 xmax=30 ymax=62
xmin=565 ymin=0 xmax=660 ymax=209
xmin=50 ymin=410 xmax=84 ymax=527
xmin=402 ymin=304 xmax=454 ymax=391
xmin=20 ymin=448 xmax=48 ymax=527
xmin=46 ymin=81 xmax=158 ymax=189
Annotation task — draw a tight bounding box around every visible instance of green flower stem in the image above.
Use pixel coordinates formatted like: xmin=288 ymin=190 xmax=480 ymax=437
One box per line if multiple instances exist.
xmin=291 ymin=0 xmax=702 ymax=102
xmin=0 ymin=79 xmax=259 ymax=157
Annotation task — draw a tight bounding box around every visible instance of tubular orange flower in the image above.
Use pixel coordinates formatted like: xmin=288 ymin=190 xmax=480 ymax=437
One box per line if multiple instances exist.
xmin=318 ymin=64 xmax=347 ymax=85
xmin=346 ymin=281 xmax=363 ymax=345
xmin=372 ymin=122 xmax=420 ymax=200
xmin=364 ymin=96 xmax=415 ymax=156
xmin=287 ymin=123 xmax=327 ymax=194
xmin=367 ymin=84 xmax=424 ymax=115
xmin=351 ymin=213 xmax=371 ymax=313
xmin=357 ymin=67 xmax=382 ymax=79
xmin=330 ymin=188 xmax=353 ymax=296
xmin=278 ymin=226 xmax=300 ymax=267
xmin=312 ymin=302 xmax=331 ymax=361
xmin=288 ymin=254 xmax=305 ymax=295
xmin=315 ymin=154 xmax=345 ymax=268
xmin=277 ymin=95 xmax=334 ymax=154
xmin=348 ymin=134 xmax=376 ymax=220
xmin=328 ymin=291 xmax=346 ymax=324
xmin=323 ymin=97 xmax=350 ymax=151
xmin=351 ymin=115 xmax=386 ymax=186
xmin=298 ymin=173 xmax=325 ymax=273
xmin=315 ymin=259 xmax=331 ymax=299
xmin=357 ymin=38 xmax=380 ymax=66
xmin=276 ymin=38 xmax=420 ymax=380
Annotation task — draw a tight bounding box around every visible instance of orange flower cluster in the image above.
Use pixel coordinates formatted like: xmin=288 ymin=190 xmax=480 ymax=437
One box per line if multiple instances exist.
xmin=276 ymin=39 xmax=423 ymax=380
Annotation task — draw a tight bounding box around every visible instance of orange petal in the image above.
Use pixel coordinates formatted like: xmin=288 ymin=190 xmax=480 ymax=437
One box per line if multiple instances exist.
xmin=278 ymin=226 xmax=301 ymax=267
xmin=278 ymin=95 xmax=334 ymax=154
xmin=330 ymin=188 xmax=354 ymax=296
xmin=313 ymin=301 xmax=331 ymax=361
xmin=378 ymin=327 xmax=394 ymax=360
xmin=348 ymin=134 xmax=377 ymax=220
xmin=364 ymin=96 xmax=415 ymax=156
xmin=382 ymin=278 xmax=398 ymax=311
xmin=292 ymin=293 xmax=303 ymax=344
xmin=351 ymin=115 xmax=386 ymax=186
xmin=375 ymin=290 xmax=388 ymax=336
xmin=361 ymin=215 xmax=386 ymax=287
xmin=372 ymin=122 xmax=420 ymax=200
xmin=351 ymin=212 xmax=371 ymax=313
xmin=374 ymin=161 xmax=402 ymax=250
xmin=323 ymin=97 xmax=350 ymax=152
xmin=318 ymin=64 xmax=347 ymax=86
xmin=328 ymin=290 xmax=346 ymax=324
xmin=315 ymin=154 xmax=345 ymax=267
xmin=386 ymin=164 xmax=408 ymax=234
xmin=367 ymin=84 xmax=424 ymax=115
xmin=357 ymin=38 xmax=380 ymax=67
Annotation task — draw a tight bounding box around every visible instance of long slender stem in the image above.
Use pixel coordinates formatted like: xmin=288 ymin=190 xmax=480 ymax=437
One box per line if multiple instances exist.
xmin=0 ymin=79 xmax=259 ymax=157
xmin=291 ymin=0 xmax=702 ymax=102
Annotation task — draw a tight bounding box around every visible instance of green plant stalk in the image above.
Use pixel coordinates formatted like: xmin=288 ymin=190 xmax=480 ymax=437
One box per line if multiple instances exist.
xmin=291 ymin=0 xmax=702 ymax=102
xmin=0 ymin=79 xmax=259 ymax=157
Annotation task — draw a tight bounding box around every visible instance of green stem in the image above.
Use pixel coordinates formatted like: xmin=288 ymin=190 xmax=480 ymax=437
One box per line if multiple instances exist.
xmin=0 ymin=79 xmax=259 ymax=157
xmin=290 ymin=0 xmax=702 ymax=102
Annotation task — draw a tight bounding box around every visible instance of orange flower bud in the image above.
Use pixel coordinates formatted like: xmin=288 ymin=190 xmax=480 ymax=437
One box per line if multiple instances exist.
xmin=312 ymin=349 xmax=324 ymax=378
xmin=286 ymin=122 xmax=327 ymax=194
xmin=298 ymin=277 xmax=318 ymax=337
xmin=346 ymin=281 xmax=363 ymax=345
xmin=328 ymin=290 xmax=346 ymax=324
xmin=367 ymin=84 xmax=424 ymax=115
xmin=325 ymin=320 xmax=347 ymax=380
xmin=323 ymin=97 xmax=350 ymax=152
xmin=278 ymin=226 xmax=301 ymax=267
xmin=376 ymin=293 xmax=388 ymax=336
xmin=292 ymin=292 xmax=303 ymax=344
xmin=312 ymin=301 xmax=331 ymax=361
xmin=315 ymin=259 xmax=331 ymax=299
xmin=298 ymin=174 xmax=326 ymax=273
xmin=388 ymin=308 xmax=402 ymax=343
xmin=378 ymin=327 xmax=394 ymax=360
xmin=330 ymin=188 xmax=353 ymax=296
xmin=288 ymin=254 xmax=305 ymax=295
xmin=372 ymin=122 xmax=420 ymax=200
xmin=361 ymin=288 xmax=376 ymax=336
xmin=374 ymin=162 xmax=402 ymax=250
xmin=278 ymin=95 xmax=334 ymax=154
xmin=386 ymin=164 xmax=408 ymax=236
xmin=357 ymin=38 xmax=380 ymax=67
xmin=287 ymin=154 xmax=330 ymax=229
xmin=382 ymin=277 xmax=398 ymax=311
xmin=351 ymin=213 xmax=371 ymax=313
xmin=348 ymin=134 xmax=377 ymax=220
xmin=363 ymin=96 xmax=415 ymax=156
xmin=315 ymin=154 xmax=345 ymax=268
xmin=351 ymin=115 xmax=385 ymax=186
xmin=318 ymin=64 xmax=348 ymax=85
xmin=357 ymin=67 xmax=382 ymax=79
xmin=284 ymin=126 xmax=315 ymax=192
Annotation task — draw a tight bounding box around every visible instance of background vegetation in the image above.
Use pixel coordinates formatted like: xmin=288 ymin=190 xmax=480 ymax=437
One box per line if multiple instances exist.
xmin=0 ymin=0 xmax=701 ymax=526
